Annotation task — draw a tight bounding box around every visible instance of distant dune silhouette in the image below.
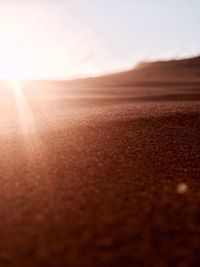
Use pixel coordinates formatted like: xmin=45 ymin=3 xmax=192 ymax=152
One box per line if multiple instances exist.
xmin=66 ymin=56 xmax=200 ymax=88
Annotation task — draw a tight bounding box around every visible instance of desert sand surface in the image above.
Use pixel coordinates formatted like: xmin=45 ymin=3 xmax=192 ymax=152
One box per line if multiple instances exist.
xmin=0 ymin=56 xmax=200 ymax=266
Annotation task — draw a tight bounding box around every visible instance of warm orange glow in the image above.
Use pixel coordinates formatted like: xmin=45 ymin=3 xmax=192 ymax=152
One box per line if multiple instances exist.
xmin=0 ymin=6 xmax=102 ymax=80
xmin=0 ymin=30 xmax=34 ymax=80
xmin=1 ymin=56 xmax=30 ymax=80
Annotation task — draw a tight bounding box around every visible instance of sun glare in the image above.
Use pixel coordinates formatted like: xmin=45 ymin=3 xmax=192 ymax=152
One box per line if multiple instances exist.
xmin=0 ymin=52 xmax=32 ymax=80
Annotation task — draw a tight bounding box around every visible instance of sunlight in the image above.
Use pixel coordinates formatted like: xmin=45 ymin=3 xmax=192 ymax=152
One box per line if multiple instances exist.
xmin=0 ymin=50 xmax=32 ymax=80
xmin=12 ymin=81 xmax=37 ymax=134
xmin=9 ymin=80 xmax=47 ymax=168
xmin=0 ymin=3 xmax=101 ymax=80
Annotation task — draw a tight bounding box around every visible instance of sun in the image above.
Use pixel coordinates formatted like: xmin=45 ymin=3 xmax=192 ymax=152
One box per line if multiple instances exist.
xmin=0 ymin=52 xmax=32 ymax=80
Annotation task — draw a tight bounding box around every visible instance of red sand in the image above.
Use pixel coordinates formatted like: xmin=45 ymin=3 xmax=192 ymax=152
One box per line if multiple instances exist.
xmin=0 ymin=56 xmax=200 ymax=266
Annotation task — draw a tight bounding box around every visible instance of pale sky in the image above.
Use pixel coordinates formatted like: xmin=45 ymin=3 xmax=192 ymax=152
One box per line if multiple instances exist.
xmin=0 ymin=0 xmax=199 ymax=79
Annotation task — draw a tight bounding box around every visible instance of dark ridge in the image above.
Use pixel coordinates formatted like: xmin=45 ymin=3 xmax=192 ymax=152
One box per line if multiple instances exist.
xmin=66 ymin=55 xmax=200 ymax=88
xmin=136 ymin=55 xmax=200 ymax=69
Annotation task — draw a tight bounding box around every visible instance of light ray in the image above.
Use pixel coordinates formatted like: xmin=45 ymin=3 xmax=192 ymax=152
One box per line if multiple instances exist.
xmin=10 ymin=81 xmax=45 ymax=163
xmin=12 ymin=81 xmax=36 ymax=135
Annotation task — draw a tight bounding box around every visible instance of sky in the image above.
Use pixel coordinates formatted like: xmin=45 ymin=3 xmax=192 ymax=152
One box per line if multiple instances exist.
xmin=0 ymin=0 xmax=199 ymax=79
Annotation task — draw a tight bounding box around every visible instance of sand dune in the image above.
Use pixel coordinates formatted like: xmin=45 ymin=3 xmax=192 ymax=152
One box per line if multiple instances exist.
xmin=61 ymin=55 xmax=200 ymax=88
xmin=0 ymin=56 xmax=200 ymax=266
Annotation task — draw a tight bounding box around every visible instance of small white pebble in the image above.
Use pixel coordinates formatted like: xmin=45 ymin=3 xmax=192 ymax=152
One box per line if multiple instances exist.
xmin=177 ymin=183 xmax=188 ymax=194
